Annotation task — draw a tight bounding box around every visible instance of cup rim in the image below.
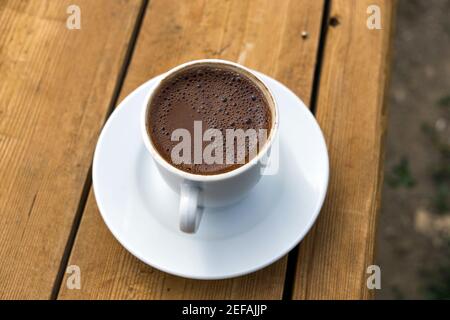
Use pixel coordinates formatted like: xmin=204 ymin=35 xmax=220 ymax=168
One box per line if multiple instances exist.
xmin=140 ymin=59 xmax=279 ymax=182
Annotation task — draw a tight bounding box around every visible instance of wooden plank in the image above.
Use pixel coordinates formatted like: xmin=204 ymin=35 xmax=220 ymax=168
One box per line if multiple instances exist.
xmin=58 ymin=0 xmax=325 ymax=299
xmin=293 ymin=0 xmax=395 ymax=299
xmin=0 ymin=0 xmax=143 ymax=299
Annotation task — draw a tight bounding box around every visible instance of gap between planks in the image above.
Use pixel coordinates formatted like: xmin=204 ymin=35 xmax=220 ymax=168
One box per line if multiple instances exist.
xmin=281 ymin=0 xmax=331 ymax=300
xmin=49 ymin=0 xmax=150 ymax=300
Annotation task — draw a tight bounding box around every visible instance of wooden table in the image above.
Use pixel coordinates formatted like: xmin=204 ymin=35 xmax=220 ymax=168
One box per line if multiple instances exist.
xmin=0 ymin=0 xmax=394 ymax=300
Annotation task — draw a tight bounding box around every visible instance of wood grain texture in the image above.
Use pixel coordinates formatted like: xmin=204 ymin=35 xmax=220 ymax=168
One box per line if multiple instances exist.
xmin=0 ymin=0 xmax=142 ymax=299
xmin=293 ymin=0 xmax=395 ymax=299
xmin=58 ymin=0 xmax=325 ymax=299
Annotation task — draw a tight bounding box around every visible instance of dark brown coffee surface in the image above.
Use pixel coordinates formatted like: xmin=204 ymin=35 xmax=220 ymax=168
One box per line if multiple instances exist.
xmin=147 ymin=65 xmax=271 ymax=175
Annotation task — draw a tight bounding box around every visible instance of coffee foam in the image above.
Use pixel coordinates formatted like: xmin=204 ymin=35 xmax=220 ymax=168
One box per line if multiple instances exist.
xmin=148 ymin=65 xmax=272 ymax=175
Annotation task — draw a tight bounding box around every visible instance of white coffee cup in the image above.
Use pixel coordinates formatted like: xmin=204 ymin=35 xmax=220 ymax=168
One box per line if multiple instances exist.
xmin=141 ymin=59 xmax=279 ymax=233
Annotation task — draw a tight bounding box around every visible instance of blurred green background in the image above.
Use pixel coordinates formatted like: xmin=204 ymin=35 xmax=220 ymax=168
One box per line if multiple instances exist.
xmin=376 ymin=0 xmax=450 ymax=299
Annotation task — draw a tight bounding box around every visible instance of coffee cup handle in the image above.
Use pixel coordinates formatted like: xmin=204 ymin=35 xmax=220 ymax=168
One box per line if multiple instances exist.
xmin=179 ymin=182 xmax=202 ymax=233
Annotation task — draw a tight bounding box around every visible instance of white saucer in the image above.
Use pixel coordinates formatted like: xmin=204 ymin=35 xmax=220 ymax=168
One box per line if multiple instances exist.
xmin=93 ymin=72 xmax=329 ymax=280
